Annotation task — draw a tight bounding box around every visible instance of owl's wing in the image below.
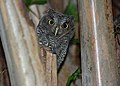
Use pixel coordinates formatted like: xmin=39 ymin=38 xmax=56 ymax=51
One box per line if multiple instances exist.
xmin=55 ymin=37 xmax=69 ymax=69
xmin=56 ymin=29 xmax=74 ymax=69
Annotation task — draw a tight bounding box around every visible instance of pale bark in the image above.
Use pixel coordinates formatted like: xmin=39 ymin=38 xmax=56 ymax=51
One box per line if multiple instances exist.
xmin=80 ymin=0 xmax=120 ymax=86
xmin=0 ymin=0 xmax=57 ymax=86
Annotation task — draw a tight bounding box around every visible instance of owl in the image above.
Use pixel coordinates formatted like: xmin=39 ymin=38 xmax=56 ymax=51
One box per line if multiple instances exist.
xmin=36 ymin=9 xmax=75 ymax=70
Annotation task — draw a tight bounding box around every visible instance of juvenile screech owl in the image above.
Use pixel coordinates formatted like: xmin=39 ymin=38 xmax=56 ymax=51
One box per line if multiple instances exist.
xmin=36 ymin=9 xmax=75 ymax=70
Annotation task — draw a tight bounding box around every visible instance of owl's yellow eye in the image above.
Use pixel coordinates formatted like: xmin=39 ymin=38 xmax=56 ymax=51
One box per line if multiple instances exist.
xmin=48 ymin=19 xmax=54 ymax=25
xmin=61 ymin=23 xmax=69 ymax=29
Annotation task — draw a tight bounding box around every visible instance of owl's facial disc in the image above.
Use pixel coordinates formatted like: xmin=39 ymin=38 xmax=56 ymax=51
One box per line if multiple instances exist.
xmin=47 ymin=18 xmax=59 ymax=36
xmin=44 ymin=11 xmax=74 ymax=37
xmin=53 ymin=22 xmax=69 ymax=36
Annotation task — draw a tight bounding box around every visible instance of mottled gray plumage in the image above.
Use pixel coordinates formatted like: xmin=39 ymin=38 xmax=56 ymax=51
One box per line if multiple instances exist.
xmin=36 ymin=9 xmax=74 ymax=70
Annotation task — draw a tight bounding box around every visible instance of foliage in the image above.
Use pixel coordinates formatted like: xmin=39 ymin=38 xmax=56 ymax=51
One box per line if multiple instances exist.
xmin=66 ymin=67 xmax=81 ymax=86
xmin=70 ymin=38 xmax=80 ymax=45
xmin=24 ymin=0 xmax=47 ymax=7
xmin=64 ymin=0 xmax=79 ymax=22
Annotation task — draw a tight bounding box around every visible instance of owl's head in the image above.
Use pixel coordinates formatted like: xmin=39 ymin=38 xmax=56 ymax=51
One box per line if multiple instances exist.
xmin=39 ymin=9 xmax=74 ymax=37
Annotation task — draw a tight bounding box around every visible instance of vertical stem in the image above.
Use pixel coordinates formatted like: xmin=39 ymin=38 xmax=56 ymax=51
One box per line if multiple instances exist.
xmin=80 ymin=0 xmax=120 ymax=86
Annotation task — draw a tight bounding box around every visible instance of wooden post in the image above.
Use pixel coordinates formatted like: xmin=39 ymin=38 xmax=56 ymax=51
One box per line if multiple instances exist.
xmin=80 ymin=0 xmax=120 ymax=86
xmin=0 ymin=0 xmax=57 ymax=86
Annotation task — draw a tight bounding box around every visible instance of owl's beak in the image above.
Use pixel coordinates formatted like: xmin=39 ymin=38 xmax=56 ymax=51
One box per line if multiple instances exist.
xmin=54 ymin=27 xmax=59 ymax=36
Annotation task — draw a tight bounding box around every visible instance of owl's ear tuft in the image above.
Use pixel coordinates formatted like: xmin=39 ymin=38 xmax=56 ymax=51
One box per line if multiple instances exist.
xmin=47 ymin=8 xmax=55 ymax=14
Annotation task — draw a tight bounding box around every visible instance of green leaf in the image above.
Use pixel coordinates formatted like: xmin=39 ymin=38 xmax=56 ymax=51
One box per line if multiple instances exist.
xmin=66 ymin=67 xmax=81 ymax=86
xmin=24 ymin=0 xmax=47 ymax=7
xmin=31 ymin=0 xmax=47 ymax=5
xmin=24 ymin=0 xmax=32 ymax=7
xmin=64 ymin=0 xmax=79 ymax=21
xmin=70 ymin=38 xmax=80 ymax=44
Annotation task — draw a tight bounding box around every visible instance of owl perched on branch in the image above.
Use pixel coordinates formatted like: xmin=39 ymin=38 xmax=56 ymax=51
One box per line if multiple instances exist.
xmin=36 ymin=9 xmax=75 ymax=70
